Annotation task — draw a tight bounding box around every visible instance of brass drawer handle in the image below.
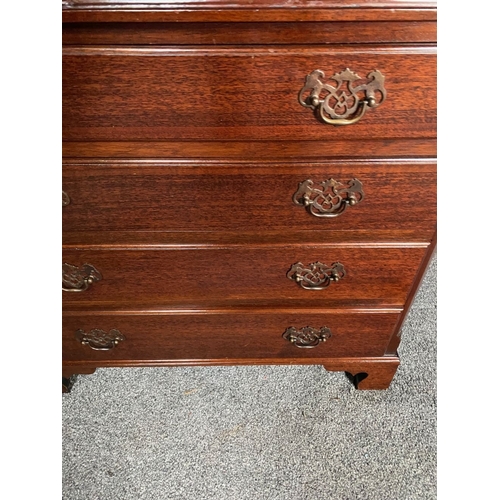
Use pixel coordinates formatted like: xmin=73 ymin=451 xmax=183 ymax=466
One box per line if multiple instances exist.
xmin=293 ymin=178 xmax=364 ymax=218
xmin=75 ymin=328 xmax=126 ymax=351
xmin=62 ymin=190 xmax=70 ymax=207
xmin=283 ymin=326 xmax=332 ymax=348
xmin=299 ymin=68 xmax=386 ymax=126
xmin=62 ymin=263 xmax=102 ymax=292
xmin=287 ymin=261 xmax=345 ymax=290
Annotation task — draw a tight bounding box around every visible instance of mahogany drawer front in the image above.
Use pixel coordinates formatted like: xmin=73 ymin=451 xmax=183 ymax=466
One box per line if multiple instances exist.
xmin=62 ymin=46 xmax=436 ymax=144
xmin=62 ymin=310 xmax=400 ymax=363
xmin=62 ymin=245 xmax=427 ymax=308
xmin=63 ymin=160 xmax=436 ymax=236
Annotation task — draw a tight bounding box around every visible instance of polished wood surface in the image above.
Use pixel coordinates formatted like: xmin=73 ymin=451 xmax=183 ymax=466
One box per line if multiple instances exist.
xmin=62 ymin=1 xmax=437 ymax=23
xmin=62 ymin=356 xmax=400 ymax=390
xmin=62 ymin=230 xmax=432 ymax=248
xmin=63 ymin=139 xmax=437 ymax=159
xmin=63 ymin=21 xmax=437 ymax=45
xmin=63 ymin=159 xmax=436 ymax=235
xmin=326 ymin=356 xmax=400 ymax=390
xmin=62 ymin=311 xmax=400 ymax=362
xmin=62 ymin=0 xmax=437 ymax=391
xmin=62 ymin=246 xmax=427 ymax=307
xmin=63 ymin=46 xmax=436 ymax=143
xmin=62 ymin=0 xmax=437 ymax=7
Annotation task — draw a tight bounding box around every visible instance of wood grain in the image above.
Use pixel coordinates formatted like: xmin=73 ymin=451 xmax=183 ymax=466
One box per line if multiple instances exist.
xmin=325 ymin=356 xmax=400 ymax=389
xmin=62 ymin=0 xmax=437 ymax=8
xmin=61 ymin=1 xmax=436 ymax=391
xmin=63 ymin=159 xmax=436 ymax=235
xmin=61 ymin=354 xmax=400 ymax=391
xmin=63 ymin=21 xmax=437 ymax=45
xmin=62 ymin=230 xmax=432 ymax=249
xmin=63 ymin=46 xmax=436 ymax=143
xmin=62 ymin=311 xmax=400 ymax=362
xmin=62 ymin=245 xmax=428 ymax=307
xmin=62 ymin=139 xmax=437 ymax=159
xmin=62 ymin=1 xmax=436 ymax=23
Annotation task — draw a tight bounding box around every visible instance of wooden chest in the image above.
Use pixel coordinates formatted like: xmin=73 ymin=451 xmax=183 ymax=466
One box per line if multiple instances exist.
xmin=62 ymin=0 xmax=437 ymax=391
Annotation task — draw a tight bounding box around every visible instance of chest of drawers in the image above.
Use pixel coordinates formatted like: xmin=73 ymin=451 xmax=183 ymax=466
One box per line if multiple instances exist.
xmin=62 ymin=0 xmax=437 ymax=392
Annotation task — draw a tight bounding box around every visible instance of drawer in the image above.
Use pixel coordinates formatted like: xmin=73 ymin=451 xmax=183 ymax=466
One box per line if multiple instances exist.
xmin=62 ymin=245 xmax=427 ymax=308
xmin=62 ymin=310 xmax=400 ymax=363
xmin=63 ymin=159 xmax=436 ymax=236
xmin=62 ymin=46 xmax=436 ymax=144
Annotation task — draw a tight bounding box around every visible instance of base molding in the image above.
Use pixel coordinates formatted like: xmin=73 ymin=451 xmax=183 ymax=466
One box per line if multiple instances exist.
xmin=62 ymin=355 xmax=399 ymax=392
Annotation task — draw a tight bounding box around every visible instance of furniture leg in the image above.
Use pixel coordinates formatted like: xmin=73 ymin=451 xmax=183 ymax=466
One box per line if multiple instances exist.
xmin=323 ymin=357 xmax=400 ymax=390
xmin=62 ymin=367 xmax=96 ymax=393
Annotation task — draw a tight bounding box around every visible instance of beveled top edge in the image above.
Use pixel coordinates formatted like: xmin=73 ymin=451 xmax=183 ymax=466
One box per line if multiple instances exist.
xmin=62 ymin=1 xmax=437 ymax=9
xmin=62 ymin=1 xmax=437 ymax=22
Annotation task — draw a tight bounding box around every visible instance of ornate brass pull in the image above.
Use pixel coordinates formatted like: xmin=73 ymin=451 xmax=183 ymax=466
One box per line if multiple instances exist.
xmin=293 ymin=178 xmax=364 ymax=218
xmin=283 ymin=326 xmax=332 ymax=348
xmin=299 ymin=68 xmax=386 ymax=126
xmin=62 ymin=263 xmax=102 ymax=292
xmin=287 ymin=261 xmax=345 ymax=290
xmin=62 ymin=190 xmax=70 ymax=207
xmin=75 ymin=328 xmax=125 ymax=350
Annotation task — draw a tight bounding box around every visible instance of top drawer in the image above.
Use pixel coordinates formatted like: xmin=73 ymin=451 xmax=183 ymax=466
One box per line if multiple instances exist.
xmin=62 ymin=46 xmax=436 ymax=144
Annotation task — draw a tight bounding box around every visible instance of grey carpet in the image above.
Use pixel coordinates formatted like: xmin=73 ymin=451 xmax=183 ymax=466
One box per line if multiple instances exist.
xmin=62 ymin=254 xmax=437 ymax=500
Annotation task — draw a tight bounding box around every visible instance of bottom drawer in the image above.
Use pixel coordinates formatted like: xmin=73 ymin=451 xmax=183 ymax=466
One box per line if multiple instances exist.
xmin=62 ymin=310 xmax=400 ymax=365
